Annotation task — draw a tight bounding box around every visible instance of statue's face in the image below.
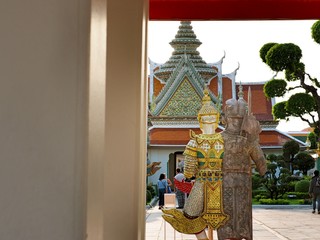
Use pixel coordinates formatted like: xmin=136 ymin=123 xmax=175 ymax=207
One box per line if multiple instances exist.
xmin=225 ymin=99 xmax=238 ymax=117
xmin=224 ymin=98 xmax=248 ymax=133
xmin=200 ymin=115 xmax=216 ymax=124
xmin=226 ymin=116 xmax=243 ymax=133
xmin=225 ymin=99 xmax=248 ymax=118
xmin=200 ymin=114 xmax=218 ymax=134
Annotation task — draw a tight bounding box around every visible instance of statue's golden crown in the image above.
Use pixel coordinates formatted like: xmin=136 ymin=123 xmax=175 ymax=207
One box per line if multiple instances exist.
xmin=198 ymin=89 xmax=219 ymax=119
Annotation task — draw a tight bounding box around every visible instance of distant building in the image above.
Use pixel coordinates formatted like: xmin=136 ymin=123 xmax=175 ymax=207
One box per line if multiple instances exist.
xmin=147 ymin=21 xmax=306 ymax=184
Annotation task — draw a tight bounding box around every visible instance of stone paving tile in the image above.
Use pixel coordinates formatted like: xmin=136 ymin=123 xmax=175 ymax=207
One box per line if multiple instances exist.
xmin=252 ymin=208 xmax=318 ymax=240
xmin=146 ymin=205 xmax=317 ymax=240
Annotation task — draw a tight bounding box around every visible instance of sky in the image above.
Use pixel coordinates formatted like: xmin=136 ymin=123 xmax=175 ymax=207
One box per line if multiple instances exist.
xmin=148 ymin=20 xmax=320 ymax=132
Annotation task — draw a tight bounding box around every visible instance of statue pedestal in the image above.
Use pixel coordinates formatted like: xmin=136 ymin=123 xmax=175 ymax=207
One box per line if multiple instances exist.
xmin=163 ymin=193 xmax=177 ymax=240
xmin=164 ymin=193 xmax=176 ymax=208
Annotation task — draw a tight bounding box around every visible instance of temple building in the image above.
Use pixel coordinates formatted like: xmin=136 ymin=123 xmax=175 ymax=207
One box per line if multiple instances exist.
xmin=147 ymin=21 xmax=306 ymax=184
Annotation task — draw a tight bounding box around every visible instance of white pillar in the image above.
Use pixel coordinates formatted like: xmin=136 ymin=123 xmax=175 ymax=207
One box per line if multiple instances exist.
xmin=87 ymin=0 xmax=148 ymax=239
xmin=87 ymin=0 xmax=107 ymax=239
xmin=105 ymin=0 xmax=148 ymax=238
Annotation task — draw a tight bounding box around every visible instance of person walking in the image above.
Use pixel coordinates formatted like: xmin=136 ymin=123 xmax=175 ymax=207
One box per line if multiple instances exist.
xmin=158 ymin=173 xmax=171 ymax=209
xmin=309 ymin=170 xmax=320 ymax=214
xmin=174 ymin=168 xmax=185 ymax=209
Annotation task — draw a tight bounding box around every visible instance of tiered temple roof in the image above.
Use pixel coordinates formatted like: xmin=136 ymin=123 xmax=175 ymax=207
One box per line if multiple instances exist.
xmin=148 ymin=21 xmax=306 ymax=150
xmin=154 ymin=21 xmax=217 ymax=83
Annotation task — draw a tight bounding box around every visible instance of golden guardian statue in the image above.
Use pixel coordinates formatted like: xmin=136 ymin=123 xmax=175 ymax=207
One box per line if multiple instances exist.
xmin=162 ymin=89 xmax=228 ymax=240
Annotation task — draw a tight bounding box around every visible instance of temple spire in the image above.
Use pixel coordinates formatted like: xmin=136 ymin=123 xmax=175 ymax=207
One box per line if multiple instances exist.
xmin=154 ymin=21 xmax=217 ymax=83
xmin=170 ymin=21 xmax=202 ymax=56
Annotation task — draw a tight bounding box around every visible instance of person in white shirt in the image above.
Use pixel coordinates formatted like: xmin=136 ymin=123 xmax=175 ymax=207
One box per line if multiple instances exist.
xmin=174 ymin=168 xmax=185 ymax=209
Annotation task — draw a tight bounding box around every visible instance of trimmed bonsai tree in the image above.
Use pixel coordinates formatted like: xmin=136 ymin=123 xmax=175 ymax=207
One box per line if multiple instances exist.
xmin=260 ymin=20 xmax=320 ymax=139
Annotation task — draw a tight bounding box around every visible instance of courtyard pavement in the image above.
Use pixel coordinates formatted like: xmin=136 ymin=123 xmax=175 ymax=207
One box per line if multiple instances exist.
xmin=146 ymin=202 xmax=318 ymax=240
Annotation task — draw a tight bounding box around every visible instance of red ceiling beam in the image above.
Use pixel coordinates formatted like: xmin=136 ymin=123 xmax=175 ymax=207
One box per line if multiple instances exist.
xmin=149 ymin=0 xmax=320 ymax=20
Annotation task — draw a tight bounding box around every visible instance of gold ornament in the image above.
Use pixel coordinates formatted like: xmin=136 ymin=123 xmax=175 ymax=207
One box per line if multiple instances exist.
xmin=197 ymin=88 xmax=219 ymax=130
xmin=162 ymin=209 xmax=207 ymax=234
xmin=162 ymin=88 xmax=229 ymax=234
xmin=162 ymin=133 xmax=229 ymax=233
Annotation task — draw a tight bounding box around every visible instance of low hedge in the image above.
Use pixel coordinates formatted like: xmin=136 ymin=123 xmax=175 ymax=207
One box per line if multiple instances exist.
xmin=252 ymin=189 xmax=268 ymax=198
xmin=298 ymin=199 xmax=312 ymax=205
xmin=259 ymin=199 xmax=290 ymax=205
xmin=284 ymin=192 xmax=310 ymax=199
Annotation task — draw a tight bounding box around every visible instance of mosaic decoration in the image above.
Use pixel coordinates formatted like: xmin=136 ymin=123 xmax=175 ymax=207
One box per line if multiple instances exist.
xmin=150 ymin=21 xmax=221 ymax=117
xmin=159 ymin=78 xmax=202 ymax=116
xmin=162 ymin=131 xmax=229 ymax=233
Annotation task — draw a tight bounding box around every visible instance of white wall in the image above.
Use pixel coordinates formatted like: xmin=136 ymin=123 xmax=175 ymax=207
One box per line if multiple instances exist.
xmin=148 ymin=147 xmax=184 ymax=185
xmin=0 ymin=1 xmax=90 ymax=239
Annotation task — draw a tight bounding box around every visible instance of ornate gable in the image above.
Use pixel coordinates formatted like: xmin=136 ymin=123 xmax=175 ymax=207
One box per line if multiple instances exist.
xmin=159 ymin=77 xmax=202 ymax=116
xmin=149 ymin=21 xmax=233 ymax=117
xmin=152 ymin=55 xmax=218 ymax=116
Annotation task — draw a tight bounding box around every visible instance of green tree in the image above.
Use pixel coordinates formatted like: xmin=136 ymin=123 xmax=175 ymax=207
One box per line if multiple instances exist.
xmin=252 ymin=173 xmax=263 ymax=191
xmin=293 ymin=152 xmax=315 ymax=175
xmin=282 ymin=140 xmax=300 ymax=174
xmin=308 ymin=131 xmax=318 ymax=149
xmin=260 ymin=154 xmax=291 ymax=200
xmin=260 ymin=20 xmax=320 ymax=139
xmin=295 ymin=179 xmax=311 ymax=193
